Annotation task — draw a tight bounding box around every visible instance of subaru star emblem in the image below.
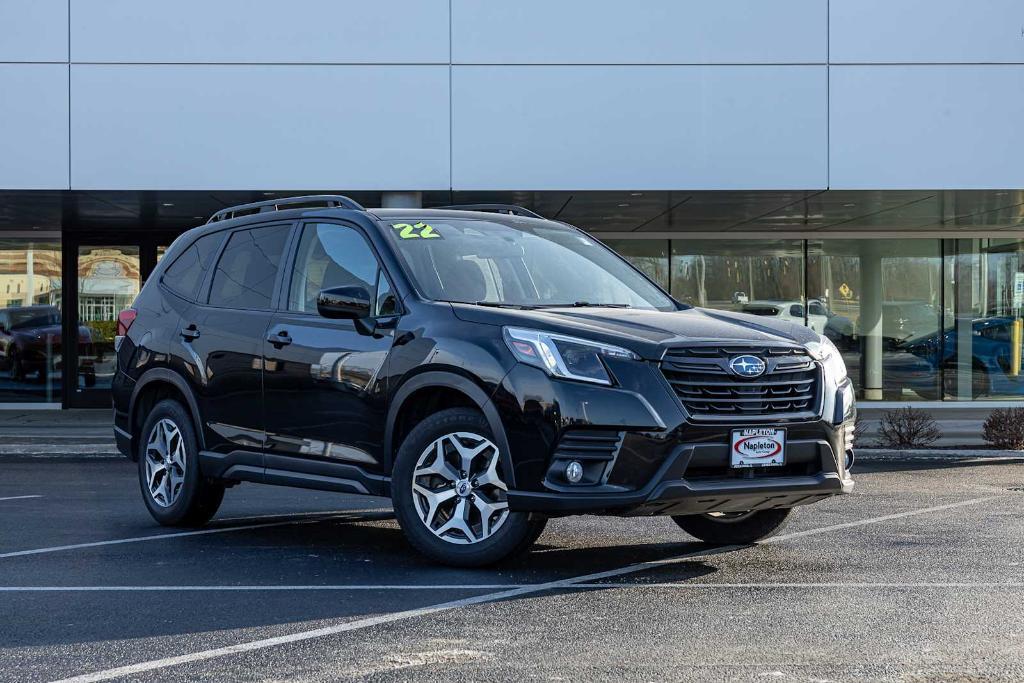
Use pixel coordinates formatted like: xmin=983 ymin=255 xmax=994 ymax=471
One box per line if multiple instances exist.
xmin=729 ymin=355 xmax=766 ymax=378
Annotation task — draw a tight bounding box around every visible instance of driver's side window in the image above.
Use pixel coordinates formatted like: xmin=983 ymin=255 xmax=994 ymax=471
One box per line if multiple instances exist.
xmin=287 ymin=222 xmax=381 ymax=314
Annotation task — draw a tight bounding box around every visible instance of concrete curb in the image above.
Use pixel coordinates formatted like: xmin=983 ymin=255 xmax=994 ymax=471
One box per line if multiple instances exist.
xmin=857 ymin=448 xmax=1024 ymax=459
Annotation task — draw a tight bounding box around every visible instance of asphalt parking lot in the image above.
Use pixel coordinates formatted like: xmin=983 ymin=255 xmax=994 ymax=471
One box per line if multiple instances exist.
xmin=1 ymin=453 xmax=1022 ymax=682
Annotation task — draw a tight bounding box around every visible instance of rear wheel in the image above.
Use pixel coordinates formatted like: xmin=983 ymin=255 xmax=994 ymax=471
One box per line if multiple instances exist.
xmin=138 ymin=399 xmax=224 ymax=527
xmin=392 ymin=408 xmax=545 ymax=567
xmin=672 ymin=509 xmax=792 ymax=545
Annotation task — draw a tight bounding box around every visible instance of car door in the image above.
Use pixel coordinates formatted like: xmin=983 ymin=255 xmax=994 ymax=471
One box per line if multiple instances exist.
xmin=177 ymin=222 xmax=292 ymax=462
xmin=262 ymin=220 xmax=401 ymax=477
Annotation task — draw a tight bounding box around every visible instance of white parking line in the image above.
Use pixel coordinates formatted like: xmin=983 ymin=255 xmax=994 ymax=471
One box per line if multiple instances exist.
xmin=0 ymin=495 xmax=42 ymax=502
xmin=0 ymin=509 xmax=389 ymax=560
xmin=581 ymin=582 xmax=1024 ymax=589
xmin=0 ymin=584 xmax=522 ymax=592
xmin=2 ymin=580 xmax=1023 ymax=592
xmin=50 ymin=494 xmax=1002 ymax=683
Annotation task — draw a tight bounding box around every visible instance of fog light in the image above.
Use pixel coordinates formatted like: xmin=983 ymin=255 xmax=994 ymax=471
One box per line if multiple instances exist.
xmin=565 ymin=461 xmax=584 ymax=484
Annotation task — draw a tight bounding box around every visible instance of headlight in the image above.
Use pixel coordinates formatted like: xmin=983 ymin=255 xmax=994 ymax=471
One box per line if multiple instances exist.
xmin=805 ymin=334 xmax=848 ymax=384
xmin=503 ymin=327 xmax=639 ymax=385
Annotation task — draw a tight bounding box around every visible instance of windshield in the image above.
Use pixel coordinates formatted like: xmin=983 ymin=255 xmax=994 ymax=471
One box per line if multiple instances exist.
xmin=384 ymin=218 xmax=676 ymax=311
xmin=9 ymin=308 xmax=59 ymax=330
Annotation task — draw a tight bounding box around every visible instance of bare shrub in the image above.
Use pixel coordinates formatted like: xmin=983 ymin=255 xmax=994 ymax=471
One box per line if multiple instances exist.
xmin=876 ymin=407 xmax=941 ymax=449
xmin=982 ymin=408 xmax=1024 ymax=450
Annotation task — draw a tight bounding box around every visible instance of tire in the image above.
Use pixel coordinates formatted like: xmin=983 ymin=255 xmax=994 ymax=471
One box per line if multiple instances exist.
xmin=672 ymin=508 xmax=793 ymax=545
xmin=137 ymin=399 xmax=224 ymax=527
xmin=392 ymin=407 xmax=545 ymax=567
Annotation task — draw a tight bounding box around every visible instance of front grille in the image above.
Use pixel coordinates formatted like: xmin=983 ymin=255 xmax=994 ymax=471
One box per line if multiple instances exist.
xmin=661 ymin=344 xmax=821 ymax=420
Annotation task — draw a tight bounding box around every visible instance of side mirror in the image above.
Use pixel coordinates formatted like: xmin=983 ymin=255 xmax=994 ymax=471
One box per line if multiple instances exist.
xmin=317 ymin=286 xmax=371 ymax=320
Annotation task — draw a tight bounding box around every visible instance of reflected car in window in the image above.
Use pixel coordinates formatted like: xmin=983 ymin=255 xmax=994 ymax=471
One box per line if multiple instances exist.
xmin=740 ymin=300 xmax=829 ymax=334
xmin=903 ymin=316 xmax=1024 ymax=398
xmin=0 ymin=305 xmax=96 ymax=386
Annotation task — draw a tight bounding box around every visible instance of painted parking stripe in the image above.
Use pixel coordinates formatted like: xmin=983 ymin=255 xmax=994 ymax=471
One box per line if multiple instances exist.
xmin=3 ymin=581 xmax=1024 ymax=592
xmin=580 ymin=582 xmax=1024 ymax=589
xmin=0 ymin=509 xmax=390 ymax=560
xmin=0 ymin=495 xmax=42 ymax=502
xmin=50 ymin=494 xmax=1001 ymax=683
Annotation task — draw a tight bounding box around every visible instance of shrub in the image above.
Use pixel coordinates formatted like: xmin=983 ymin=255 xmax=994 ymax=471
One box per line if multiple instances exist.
xmin=876 ymin=407 xmax=941 ymax=449
xmin=982 ymin=408 xmax=1024 ymax=450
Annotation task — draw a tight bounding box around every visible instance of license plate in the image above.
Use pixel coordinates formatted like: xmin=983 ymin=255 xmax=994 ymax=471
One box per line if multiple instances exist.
xmin=730 ymin=428 xmax=786 ymax=468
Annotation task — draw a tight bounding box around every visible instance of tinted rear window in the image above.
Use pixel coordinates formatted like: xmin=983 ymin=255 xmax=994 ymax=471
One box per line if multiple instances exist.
xmin=207 ymin=224 xmax=291 ymax=310
xmin=162 ymin=231 xmax=224 ymax=301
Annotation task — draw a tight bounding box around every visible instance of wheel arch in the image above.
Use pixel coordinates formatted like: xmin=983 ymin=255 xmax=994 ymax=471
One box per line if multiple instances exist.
xmin=385 ymin=370 xmax=515 ymax=488
xmin=128 ymin=368 xmax=205 ymax=460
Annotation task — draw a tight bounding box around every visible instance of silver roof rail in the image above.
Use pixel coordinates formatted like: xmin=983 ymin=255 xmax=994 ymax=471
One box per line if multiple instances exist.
xmin=208 ymin=195 xmax=366 ymax=223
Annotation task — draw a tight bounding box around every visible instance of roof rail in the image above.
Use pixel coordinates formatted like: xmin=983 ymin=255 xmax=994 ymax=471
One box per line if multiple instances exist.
xmin=207 ymin=194 xmax=366 ymax=223
xmin=435 ymin=203 xmax=544 ymax=219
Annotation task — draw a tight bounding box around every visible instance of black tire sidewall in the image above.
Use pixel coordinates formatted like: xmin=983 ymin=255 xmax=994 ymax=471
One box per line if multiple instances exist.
xmin=392 ymin=408 xmax=536 ymax=567
xmin=137 ymin=399 xmax=215 ymax=526
xmin=672 ymin=508 xmax=792 ymax=545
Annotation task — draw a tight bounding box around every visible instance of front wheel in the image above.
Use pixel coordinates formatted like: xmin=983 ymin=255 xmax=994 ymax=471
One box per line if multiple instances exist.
xmin=672 ymin=509 xmax=792 ymax=545
xmin=392 ymin=408 xmax=545 ymax=567
xmin=138 ymin=399 xmax=224 ymax=527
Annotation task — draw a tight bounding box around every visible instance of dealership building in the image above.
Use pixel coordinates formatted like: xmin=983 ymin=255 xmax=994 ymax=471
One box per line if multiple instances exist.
xmin=1 ymin=0 xmax=1022 ymax=409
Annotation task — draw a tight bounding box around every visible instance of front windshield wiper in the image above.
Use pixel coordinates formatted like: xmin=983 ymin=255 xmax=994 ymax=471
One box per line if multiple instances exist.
xmin=537 ymin=301 xmax=633 ymax=309
xmin=471 ymin=301 xmax=541 ymax=310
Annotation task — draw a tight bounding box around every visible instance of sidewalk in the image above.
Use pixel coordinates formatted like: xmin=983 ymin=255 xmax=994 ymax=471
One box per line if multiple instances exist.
xmin=0 ymin=409 xmax=118 ymax=456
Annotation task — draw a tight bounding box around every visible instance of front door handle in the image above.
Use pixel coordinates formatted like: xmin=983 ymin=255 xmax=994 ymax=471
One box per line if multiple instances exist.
xmin=180 ymin=324 xmax=200 ymax=341
xmin=267 ymin=330 xmax=292 ymax=348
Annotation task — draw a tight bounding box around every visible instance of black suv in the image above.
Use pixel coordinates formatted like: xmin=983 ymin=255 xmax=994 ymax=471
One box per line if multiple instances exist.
xmin=113 ymin=195 xmax=855 ymax=566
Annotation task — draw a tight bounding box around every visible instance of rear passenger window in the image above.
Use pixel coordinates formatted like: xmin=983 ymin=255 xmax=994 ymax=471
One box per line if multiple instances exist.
xmin=207 ymin=224 xmax=291 ymax=310
xmin=288 ymin=223 xmax=380 ymax=313
xmin=162 ymin=232 xmax=224 ymax=301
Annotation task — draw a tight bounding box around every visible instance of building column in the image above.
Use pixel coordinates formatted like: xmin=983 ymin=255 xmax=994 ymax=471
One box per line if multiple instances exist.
xmin=380 ymin=191 xmax=422 ymax=209
xmin=859 ymin=242 xmax=884 ymax=400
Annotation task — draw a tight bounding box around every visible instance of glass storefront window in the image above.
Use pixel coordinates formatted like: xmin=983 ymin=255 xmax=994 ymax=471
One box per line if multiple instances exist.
xmin=808 ymin=240 xmax=943 ymax=401
xmin=670 ymin=239 xmax=805 ymax=320
xmin=943 ymin=238 xmax=1024 ymax=400
xmin=0 ymin=240 xmax=63 ymax=403
xmin=76 ymin=246 xmax=141 ymax=401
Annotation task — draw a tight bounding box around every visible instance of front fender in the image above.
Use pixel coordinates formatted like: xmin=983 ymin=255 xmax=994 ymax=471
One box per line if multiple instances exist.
xmin=384 ymin=369 xmax=515 ymax=489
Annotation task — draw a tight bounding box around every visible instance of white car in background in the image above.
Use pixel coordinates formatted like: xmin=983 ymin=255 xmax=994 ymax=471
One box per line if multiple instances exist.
xmin=740 ymin=300 xmax=829 ymax=334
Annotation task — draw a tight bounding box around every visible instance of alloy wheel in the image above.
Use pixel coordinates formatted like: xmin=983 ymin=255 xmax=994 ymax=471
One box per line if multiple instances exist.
xmin=411 ymin=432 xmax=509 ymax=545
xmin=144 ymin=418 xmax=187 ymax=507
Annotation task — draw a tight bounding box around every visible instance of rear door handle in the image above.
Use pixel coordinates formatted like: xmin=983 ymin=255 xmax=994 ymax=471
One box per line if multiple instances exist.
xmin=180 ymin=325 xmax=200 ymax=341
xmin=267 ymin=330 xmax=292 ymax=348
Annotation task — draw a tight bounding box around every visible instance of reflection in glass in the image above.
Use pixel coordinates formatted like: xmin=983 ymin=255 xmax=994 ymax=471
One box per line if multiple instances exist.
xmin=0 ymin=241 xmax=63 ymax=402
xmin=941 ymin=239 xmax=1024 ymax=400
xmin=670 ymin=239 xmax=805 ymax=317
xmin=600 ymin=239 xmax=669 ymax=290
xmin=809 ymin=240 xmax=942 ymax=400
xmin=77 ymin=246 xmax=140 ymax=398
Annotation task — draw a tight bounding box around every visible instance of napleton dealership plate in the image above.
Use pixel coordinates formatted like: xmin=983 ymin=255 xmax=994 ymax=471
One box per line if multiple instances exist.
xmin=730 ymin=428 xmax=786 ymax=468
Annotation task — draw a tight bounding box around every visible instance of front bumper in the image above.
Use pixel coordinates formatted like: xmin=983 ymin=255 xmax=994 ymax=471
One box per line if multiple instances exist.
xmin=495 ymin=361 xmax=855 ymax=517
xmin=507 ymin=438 xmax=853 ymax=516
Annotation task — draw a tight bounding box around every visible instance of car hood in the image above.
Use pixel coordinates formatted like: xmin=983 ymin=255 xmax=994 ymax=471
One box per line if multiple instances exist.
xmin=450 ymin=304 xmax=819 ymax=360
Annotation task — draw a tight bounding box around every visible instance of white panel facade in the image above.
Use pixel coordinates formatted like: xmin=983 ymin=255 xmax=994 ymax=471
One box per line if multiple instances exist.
xmin=452 ymin=66 xmax=827 ymax=190
xmin=71 ymin=0 xmax=449 ymax=64
xmin=0 ymin=65 xmax=69 ymax=189
xmin=0 ymin=0 xmax=67 ymax=62
xmin=452 ymin=0 xmax=825 ymax=65
xmin=70 ymin=65 xmax=450 ymax=190
xmin=829 ymin=65 xmax=1024 ymax=189
xmin=452 ymin=0 xmax=827 ymax=64
xmin=831 ymin=0 xmax=1024 ymax=64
